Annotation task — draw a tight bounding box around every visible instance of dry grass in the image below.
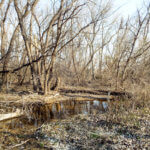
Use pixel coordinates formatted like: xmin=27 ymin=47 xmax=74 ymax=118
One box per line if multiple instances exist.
xmin=105 ymin=84 xmax=150 ymax=127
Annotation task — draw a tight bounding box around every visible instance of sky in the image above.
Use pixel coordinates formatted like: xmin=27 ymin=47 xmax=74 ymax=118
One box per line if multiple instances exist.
xmin=114 ymin=0 xmax=148 ymax=17
xmin=39 ymin=0 xmax=148 ymax=18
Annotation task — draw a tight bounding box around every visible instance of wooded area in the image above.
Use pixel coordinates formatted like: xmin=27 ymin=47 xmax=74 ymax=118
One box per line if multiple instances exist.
xmin=0 ymin=0 xmax=150 ymax=94
xmin=0 ymin=1 xmax=150 ymax=149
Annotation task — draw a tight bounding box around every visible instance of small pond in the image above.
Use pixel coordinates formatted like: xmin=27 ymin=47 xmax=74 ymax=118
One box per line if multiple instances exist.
xmin=0 ymin=99 xmax=109 ymax=129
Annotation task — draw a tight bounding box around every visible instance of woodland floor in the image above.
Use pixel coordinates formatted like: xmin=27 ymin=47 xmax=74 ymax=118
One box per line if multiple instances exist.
xmin=0 ymin=110 xmax=149 ymax=150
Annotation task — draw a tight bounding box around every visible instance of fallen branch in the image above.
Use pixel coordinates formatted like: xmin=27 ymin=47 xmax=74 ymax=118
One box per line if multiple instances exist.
xmin=0 ymin=109 xmax=24 ymax=122
xmin=8 ymin=139 xmax=30 ymax=149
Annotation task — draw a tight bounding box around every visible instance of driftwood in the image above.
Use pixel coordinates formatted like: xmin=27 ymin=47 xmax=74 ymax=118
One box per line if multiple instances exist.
xmin=8 ymin=139 xmax=30 ymax=149
xmin=0 ymin=109 xmax=24 ymax=122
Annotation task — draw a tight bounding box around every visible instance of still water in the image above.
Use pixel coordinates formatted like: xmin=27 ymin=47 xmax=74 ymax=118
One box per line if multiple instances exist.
xmin=37 ymin=100 xmax=108 ymax=121
xmin=0 ymin=100 xmax=109 ymax=129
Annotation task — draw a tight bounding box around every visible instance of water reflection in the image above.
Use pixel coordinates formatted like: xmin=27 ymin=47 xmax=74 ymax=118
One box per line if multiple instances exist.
xmin=102 ymin=102 xmax=108 ymax=110
xmin=48 ymin=100 xmax=108 ymax=120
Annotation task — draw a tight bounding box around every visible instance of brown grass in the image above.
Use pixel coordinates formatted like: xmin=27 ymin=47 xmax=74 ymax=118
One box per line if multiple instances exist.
xmin=105 ymin=84 xmax=150 ymax=127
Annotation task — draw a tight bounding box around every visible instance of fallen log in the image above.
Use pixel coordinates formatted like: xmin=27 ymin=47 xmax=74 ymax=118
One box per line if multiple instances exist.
xmin=0 ymin=109 xmax=24 ymax=122
xmin=59 ymin=88 xmax=132 ymax=98
xmin=61 ymin=93 xmax=114 ymax=101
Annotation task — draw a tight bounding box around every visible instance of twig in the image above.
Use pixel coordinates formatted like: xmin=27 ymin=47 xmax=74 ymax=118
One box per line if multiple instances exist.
xmin=8 ymin=139 xmax=30 ymax=149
